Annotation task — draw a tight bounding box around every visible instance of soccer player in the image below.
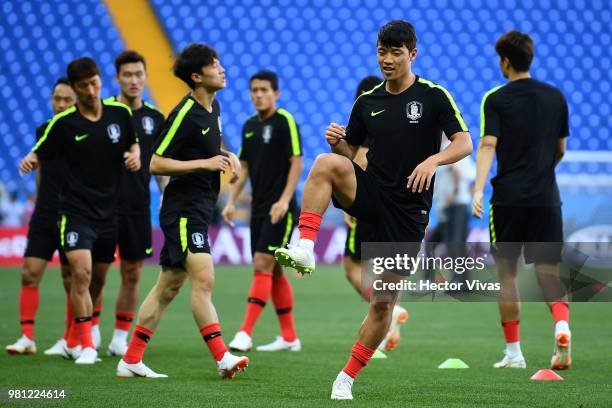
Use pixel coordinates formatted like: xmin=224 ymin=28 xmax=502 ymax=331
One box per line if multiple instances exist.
xmin=472 ymin=30 xmax=571 ymax=370
xmin=222 ymin=70 xmax=303 ymax=352
xmin=342 ymin=75 xmax=408 ymax=357
xmin=103 ymin=50 xmax=167 ymax=357
xmin=274 ymin=21 xmax=472 ymax=399
xmin=5 ymin=78 xmax=76 ymax=356
xmin=20 ymin=57 xmax=141 ymax=365
xmin=116 ymin=43 xmax=248 ymax=379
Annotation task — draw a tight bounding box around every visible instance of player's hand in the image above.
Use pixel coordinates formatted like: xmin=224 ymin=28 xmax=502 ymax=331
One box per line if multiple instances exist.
xmin=222 ymin=202 xmax=236 ymax=227
xmin=342 ymin=212 xmax=354 ymax=228
xmin=325 ymin=123 xmax=346 ymax=147
xmin=123 ymin=151 xmax=141 ymax=172
xmin=269 ymin=200 xmax=289 ymax=224
xmin=226 ymin=152 xmax=241 ymax=183
xmin=203 ymin=155 xmax=231 ymax=172
xmin=19 ymin=152 xmax=39 ymax=175
xmin=472 ymin=190 xmax=484 ymax=219
xmin=407 ymin=156 xmax=438 ymax=193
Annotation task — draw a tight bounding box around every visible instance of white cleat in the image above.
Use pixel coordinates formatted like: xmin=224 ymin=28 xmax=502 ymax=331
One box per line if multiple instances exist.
xmin=107 ymin=341 xmax=128 ymax=357
xmin=274 ymin=244 xmax=315 ymax=275
xmin=551 ymin=332 xmax=572 ymax=370
xmin=217 ymin=352 xmax=249 ymax=379
xmin=228 ymin=331 xmax=253 ymax=352
xmin=116 ymin=359 xmax=168 ymax=378
xmin=44 ymin=339 xmax=67 ymax=356
xmin=379 ymin=305 xmax=409 ymax=352
xmin=5 ymin=335 xmax=37 ymax=355
xmin=61 ymin=344 xmax=82 ymax=360
xmin=493 ymin=352 xmax=527 ymax=368
xmin=75 ymin=347 xmax=100 ymax=365
xmin=256 ymin=336 xmax=301 ymax=352
xmin=331 ymin=371 xmax=354 ymax=400
xmin=92 ymin=325 xmax=101 ymax=350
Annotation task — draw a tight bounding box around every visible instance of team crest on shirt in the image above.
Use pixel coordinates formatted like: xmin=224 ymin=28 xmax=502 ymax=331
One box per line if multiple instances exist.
xmin=142 ymin=116 xmax=155 ymax=135
xmin=262 ymin=125 xmax=273 ymax=144
xmin=406 ymin=101 xmax=423 ymax=122
xmin=192 ymin=233 xmax=205 ymax=248
xmin=107 ymin=124 xmax=121 ymax=143
xmin=66 ymin=232 xmax=79 ymax=247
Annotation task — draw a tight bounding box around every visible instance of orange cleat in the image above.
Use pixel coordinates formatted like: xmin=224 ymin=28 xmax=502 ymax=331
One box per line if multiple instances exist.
xmin=551 ymin=333 xmax=572 ymax=370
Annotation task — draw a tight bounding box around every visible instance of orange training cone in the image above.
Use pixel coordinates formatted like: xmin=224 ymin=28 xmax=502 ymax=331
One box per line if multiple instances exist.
xmin=530 ymin=369 xmax=564 ymax=381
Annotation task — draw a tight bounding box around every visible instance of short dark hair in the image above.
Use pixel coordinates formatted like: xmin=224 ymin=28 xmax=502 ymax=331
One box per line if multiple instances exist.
xmin=173 ymin=43 xmax=219 ymax=89
xmin=377 ymin=20 xmax=417 ymax=50
xmin=250 ymin=70 xmax=279 ymax=91
xmin=115 ymin=50 xmax=146 ymax=74
xmin=52 ymin=77 xmax=70 ymax=94
xmin=66 ymin=57 xmax=100 ymax=84
xmin=355 ymin=75 xmax=383 ymax=99
xmin=495 ymin=30 xmax=534 ymax=72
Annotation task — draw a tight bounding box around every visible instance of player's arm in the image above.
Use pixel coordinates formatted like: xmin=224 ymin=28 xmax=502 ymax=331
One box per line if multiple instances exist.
xmin=20 ymin=119 xmax=63 ymax=175
xmin=219 ymin=148 xmax=240 ymax=183
xmin=556 ymin=138 xmax=567 ymax=166
xmin=150 ymin=154 xmax=230 ymax=176
xmin=555 ymin=94 xmax=569 ymax=166
xmin=352 ymin=146 xmax=369 ymax=170
xmin=123 ymin=143 xmax=141 ymax=172
xmin=222 ymin=161 xmax=248 ymax=227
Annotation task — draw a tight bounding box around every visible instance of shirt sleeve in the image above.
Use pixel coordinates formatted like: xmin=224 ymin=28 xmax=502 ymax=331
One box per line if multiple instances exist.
xmin=344 ymin=97 xmax=367 ymax=146
xmin=434 ymin=87 xmax=469 ymax=138
xmin=277 ymin=109 xmax=303 ymax=157
xmin=153 ymin=100 xmax=194 ymax=158
xmin=125 ymin=110 xmax=138 ymax=147
xmin=31 ymin=118 xmax=62 ymax=160
xmin=481 ymin=91 xmax=501 ymax=138
xmin=238 ymin=123 xmax=249 ymax=161
xmin=559 ymin=93 xmax=569 ymax=138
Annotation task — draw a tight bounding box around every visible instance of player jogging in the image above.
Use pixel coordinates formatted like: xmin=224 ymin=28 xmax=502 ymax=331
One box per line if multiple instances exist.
xmin=222 ymin=70 xmax=303 ymax=352
xmin=116 ymin=43 xmax=249 ymax=379
xmin=342 ymin=75 xmax=408 ymax=358
xmin=274 ymin=21 xmax=472 ymax=400
xmin=6 ymin=78 xmax=76 ymax=356
xmin=20 ymin=57 xmax=141 ymax=365
xmin=103 ymin=50 xmax=167 ymax=357
xmin=472 ymin=30 xmax=571 ymax=370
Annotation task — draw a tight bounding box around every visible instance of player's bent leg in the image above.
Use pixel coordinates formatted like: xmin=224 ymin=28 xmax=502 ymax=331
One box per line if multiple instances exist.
xmin=344 ymin=257 xmax=371 ymax=301
xmin=184 ymin=252 xmax=249 ymax=378
xmin=108 ymin=259 xmax=143 ymax=357
xmin=230 ymin=253 xmax=275 ymax=352
xmin=117 ymin=267 xmax=187 ymax=378
xmin=493 ymin=256 xmax=526 ymax=368
xmin=5 ymin=257 xmax=48 ymax=355
xmin=276 ymin=154 xmax=357 ymax=275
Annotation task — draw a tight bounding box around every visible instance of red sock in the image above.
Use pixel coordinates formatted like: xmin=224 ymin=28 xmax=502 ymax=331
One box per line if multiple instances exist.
xmin=342 ymin=342 xmax=375 ymax=379
xmin=66 ymin=318 xmax=80 ymax=348
xmin=272 ymin=274 xmax=297 ymax=342
xmin=549 ymin=301 xmax=569 ymax=323
xmin=124 ymin=325 xmax=154 ymax=364
xmin=74 ymin=317 xmax=94 ymax=349
xmin=92 ymin=302 xmax=102 ymax=326
xmin=19 ymin=286 xmax=39 ymax=340
xmin=239 ymin=271 xmax=273 ymax=335
xmin=63 ymin=294 xmax=72 ymax=340
xmin=298 ymin=211 xmax=322 ymax=241
xmin=501 ymin=320 xmax=520 ymax=343
xmin=200 ymin=322 xmax=228 ymax=362
xmin=115 ymin=311 xmax=135 ymax=331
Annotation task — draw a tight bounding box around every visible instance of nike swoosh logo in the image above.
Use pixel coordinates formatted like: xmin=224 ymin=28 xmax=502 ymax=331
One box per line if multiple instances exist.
xmin=145 ymin=248 xmax=153 ymax=255
xmin=371 ymin=109 xmax=385 ymax=117
xmin=245 ymin=131 xmax=254 ymax=139
xmin=202 ymin=127 xmax=210 ymax=135
xmin=267 ymin=245 xmax=279 ymax=251
xmin=74 ymin=134 xmax=89 ymax=141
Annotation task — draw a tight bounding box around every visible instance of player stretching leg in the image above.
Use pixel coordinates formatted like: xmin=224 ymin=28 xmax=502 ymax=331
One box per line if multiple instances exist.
xmin=6 ymin=78 xmax=75 ymax=356
xmin=117 ymin=44 xmax=248 ymax=379
xmin=105 ymin=51 xmax=167 ymax=357
xmin=20 ymin=57 xmax=141 ymax=364
xmin=223 ymin=70 xmax=303 ymax=353
xmin=341 ymin=76 xmax=408 ymax=358
xmin=472 ymin=30 xmax=571 ymax=370
xmin=275 ymin=21 xmax=472 ymax=399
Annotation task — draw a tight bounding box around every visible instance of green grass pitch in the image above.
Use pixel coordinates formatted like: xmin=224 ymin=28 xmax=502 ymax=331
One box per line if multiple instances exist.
xmin=0 ymin=265 xmax=610 ymax=407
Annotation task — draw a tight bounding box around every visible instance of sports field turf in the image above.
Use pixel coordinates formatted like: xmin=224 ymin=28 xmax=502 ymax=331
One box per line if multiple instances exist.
xmin=1 ymin=264 xmax=610 ymax=407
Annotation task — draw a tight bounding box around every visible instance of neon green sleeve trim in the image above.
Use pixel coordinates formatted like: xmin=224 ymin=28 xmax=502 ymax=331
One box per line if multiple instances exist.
xmin=418 ymin=78 xmax=468 ymax=132
xmin=102 ymin=99 xmax=133 ymax=116
xmin=480 ymin=85 xmax=504 ymax=137
xmin=32 ymin=106 xmax=76 ymax=152
xmin=277 ymin=108 xmax=301 ymax=156
xmin=155 ymin=99 xmax=195 ymax=156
